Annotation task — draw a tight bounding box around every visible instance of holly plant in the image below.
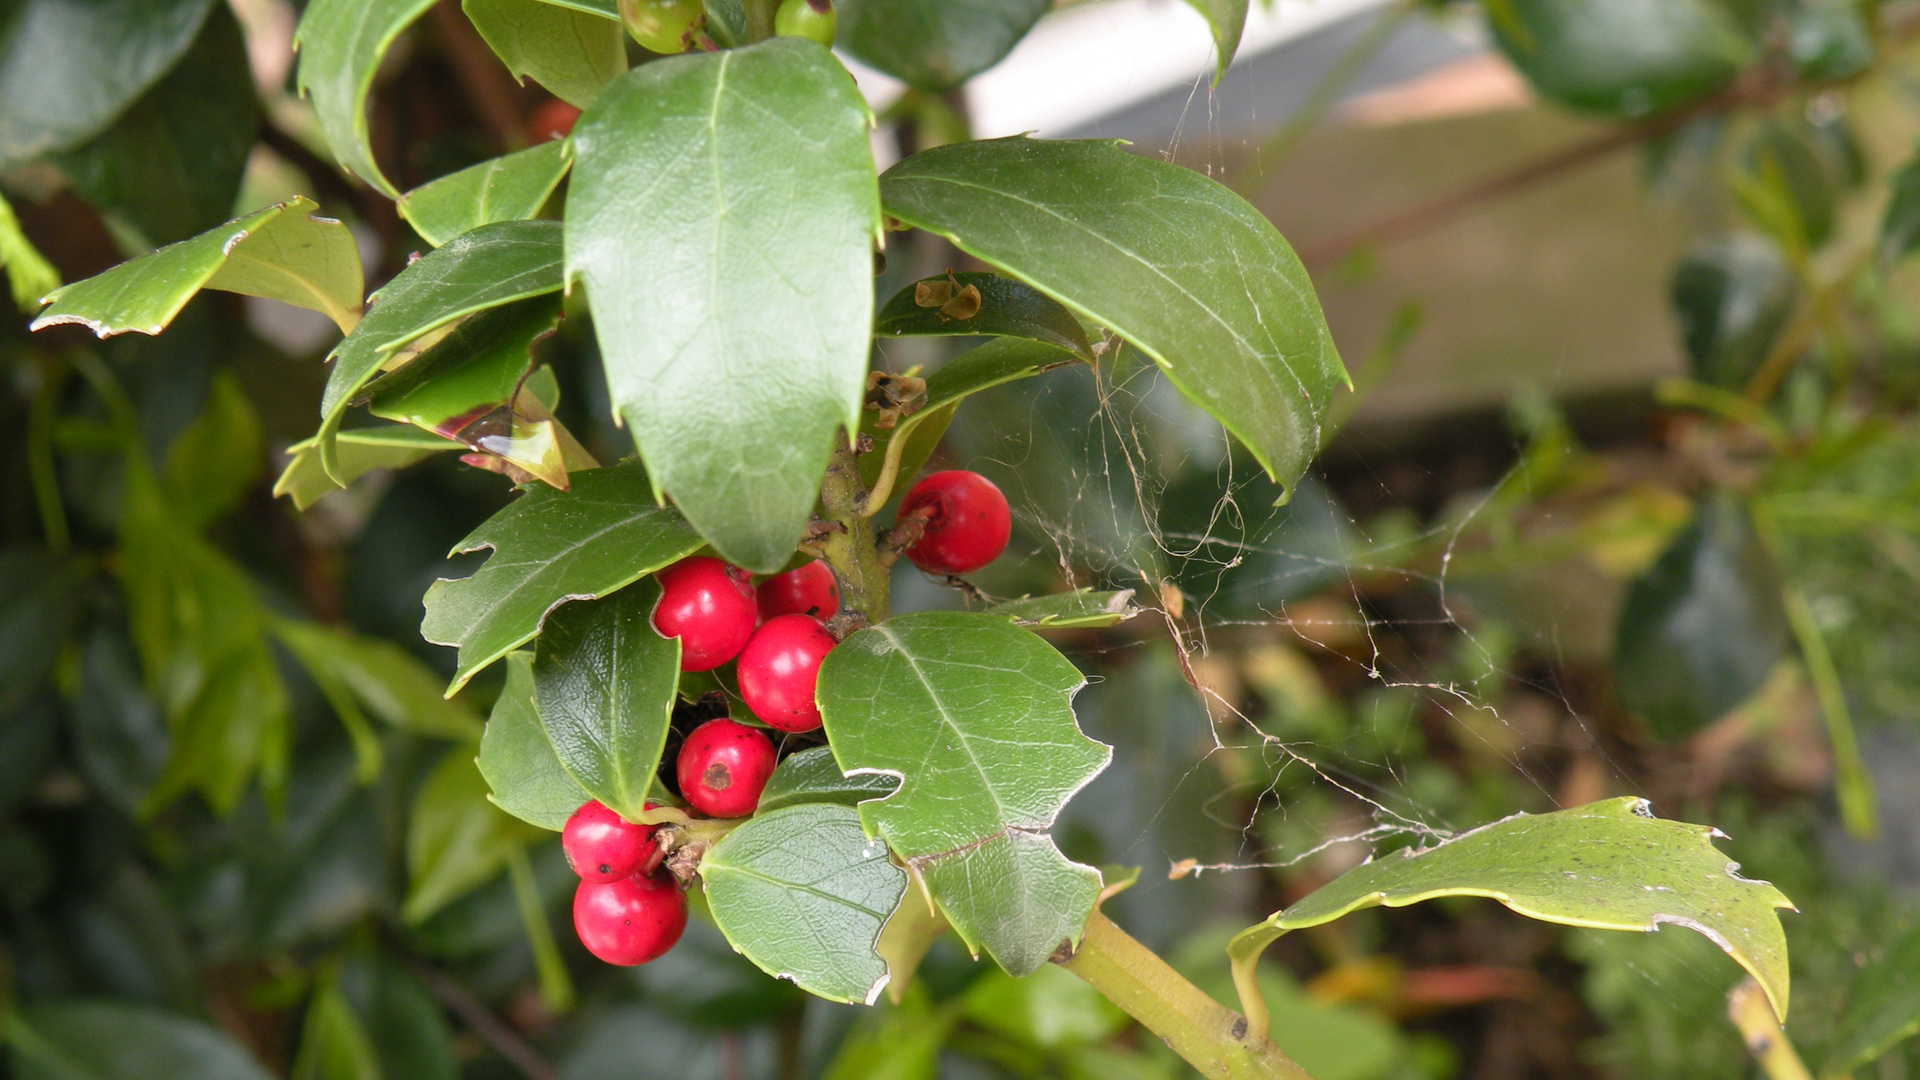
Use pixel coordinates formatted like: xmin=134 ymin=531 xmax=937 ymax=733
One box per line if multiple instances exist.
xmin=22 ymin=0 xmax=1806 ymax=1077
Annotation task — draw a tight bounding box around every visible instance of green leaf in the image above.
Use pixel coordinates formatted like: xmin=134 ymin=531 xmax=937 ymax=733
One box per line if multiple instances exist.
xmin=1671 ymin=234 xmax=1793 ymax=390
xmin=565 ymin=38 xmax=878 ymax=573
xmin=1180 ymin=0 xmax=1249 ymax=81
xmin=420 ymin=458 xmax=703 ymax=693
xmin=294 ymin=0 xmax=439 ymax=197
xmin=0 ymin=0 xmax=216 ymax=167
xmin=8 ymin=1000 xmax=274 ymax=1080
xmin=478 ymin=652 xmax=589 ymax=829
xmin=859 ymin=337 xmax=1079 ymax=497
xmin=960 ymin=963 xmax=1127 ymax=1050
xmin=703 ymin=0 xmax=746 ymax=45
xmin=1822 ymin=921 xmax=1920 ymax=1077
xmin=875 ymin=272 xmax=1092 ymax=362
xmin=0 ymin=546 xmax=93 ymax=715
xmin=820 ymin=986 xmax=954 ymax=1080
xmin=531 ymin=582 xmax=679 ymax=822
xmin=984 ymin=588 xmax=1138 ymax=629
xmin=818 ymin=611 xmax=1109 ymax=976
xmin=32 ymin=196 xmax=363 ymax=337
xmin=406 ymin=744 xmax=536 ymax=922
xmin=1882 ymin=148 xmax=1920 ymax=264
xmin=874 ymin=890 xmax=948 ymax=1005
xmin=292 ymin=972 xmax=383 ymax=1080
xmin=273 ymin=619 xmax=484 ymax=740
xmin=703 ymin=803 xmax=908 ymax=1003
xmin=164 ymin=371 xmax=263 ymax=530
xmin=1228 ymin=797 xmax=1795 ymax=1045
xmin=334 ymin=948 xmax=459 ymax=1080
xmin=1787 ymin=0 xmax=1872 ymax=81
xmin=274 ymin=426 xmax=462 ymax=510
xmin=464 ymin=0 xmax=625 ymax=108
xmin=365 ymin=295 xmax=561 ymax=429
xmin=1489 ymin=0 xmax=1753 ymax=118
xmin=880 ymin=138 xmax=1345 ymax=498
xmin=1614 ymin=494 xmax=1788 ymax=741
xmin=399 ymin=141 xmax=572 ymax=248
xmin=836 ymin=0 xmax=1048 ymax=92
xmin=758 ymin=745 xmax=900 ymax=813
xmin=55 ymin=4 xmax=256 ymax=246
xmin=0 ymin=190 xmax=59 ymax=312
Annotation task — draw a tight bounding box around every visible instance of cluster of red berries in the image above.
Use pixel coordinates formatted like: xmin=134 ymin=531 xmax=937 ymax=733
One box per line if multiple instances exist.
xmin=565 ymin=470 xmax=1011 ymax=967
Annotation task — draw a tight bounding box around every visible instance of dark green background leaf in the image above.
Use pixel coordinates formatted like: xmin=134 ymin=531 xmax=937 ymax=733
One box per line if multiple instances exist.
xmin=1489 ymin=0 xmax=1753 ymax=117
xmin=836 ymin=0 xmax=1048 ymax=92
xmin=1822 ymin=920 xmax=1920 ymax=1076
xmin=565 ymin=38 xmax=877 ymax=572
xmin=294 ymin=0 xmax=441 ymax=196
xmin=881 ymin=138 xmax=1345 ymax=498
xmin=1671 ymin=234 xmax=1793 ymax=389
xmin=10 ymin=1000 xmax=273 ymax=1080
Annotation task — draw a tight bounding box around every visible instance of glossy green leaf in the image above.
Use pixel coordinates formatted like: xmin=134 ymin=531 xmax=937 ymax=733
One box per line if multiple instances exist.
xmin=836 ymin=0 xmax=1048 ymax=92
xmin=55 ymin=4 xmax=256 ymax=246
xmin=1821 ymin=921 xmax=1920 ymax=1077
xmin=984 ymin=588 xmax=1138 ymax=628
xmin=1489 ymin=0 xmax=1753 ymax=117
xmin=565 ymin=38 xmax=878 ymax=573
xmin=1181 ymin=0 xmax=1249 ymax=81
xmin=464 ymin=0 xmax=624 ymax=108
xmin=532 ymin=582 xmax=679 ymax=822
xmin=478 ymin=652 xmax=589 ymax=829
xmin=9 ymin=1000 xmax=273 ymax=1080
xmin=420 ymin=459 xmax=703 ymax=693
xmin=274 ymin=426 xmax=462 ymax=510
xmin=366 ymin=295 xmax=561 ymax=429
xmin=32 ymin=196 xmax=363 ymax=337
xmin=875 ymin=272 xmax=1092 ymax=362
xmin=758 ymin=745 xmax=900 ymax=813
xmin=405 ymin=744 xmax=536 ymax=922
xmin=0 ymin=0 xmax=216 ymax=166
xmin=1671 ymin=234 xmax=1793 ymax=389
xmin=859 ymin=337 xmax=1080 ymax=496
xmin=818 ymin=611 xmax=1109 ymax=976
xmin=880 ymin=138 xmax=1344 ymax=498
xmin=1614 ymin=495 xmax=1788 ymax=741
xmin=1229 ymin=797 xmax=1795 ymax=1042
xmin=294 ymin=0 xmax=440 ymax=197
xmin=164 ymin=371 xmax=262 ymax=530
xmin=703 ymin=803 xmax=908 ymax=1003
xmin=0 ymin=545 xmax=92 ymax=715
xmin=319 ymin=219 xmax=564 ymax=477
xmin=399 ymin=141 xmax=572 ymax=248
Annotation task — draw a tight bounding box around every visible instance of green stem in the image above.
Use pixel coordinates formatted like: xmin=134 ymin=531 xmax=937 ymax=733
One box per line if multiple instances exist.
xmin=816 ymin=438 xmax=892 ymax=625
xmin=507 ymin=846 xmax=575 ymax=1013
xmin=1782 ymin=583 xmax=1877 ymax=837
xmin=1728 ymin=977 xmax=1813 ymax=1080
xmin=743 ymin=0 xmax=779 ymax=41
xmin=1061 ymin=913 xmax=1314 ymax=1080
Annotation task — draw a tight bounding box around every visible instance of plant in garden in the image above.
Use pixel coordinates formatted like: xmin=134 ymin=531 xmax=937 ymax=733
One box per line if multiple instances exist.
xmin=18 ymin=0 xmax=1920 ymax=1073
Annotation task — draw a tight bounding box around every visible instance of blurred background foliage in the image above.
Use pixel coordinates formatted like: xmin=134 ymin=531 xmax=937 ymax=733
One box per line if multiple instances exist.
xmin=3 ymin=0 xmax=1920 ymax=1076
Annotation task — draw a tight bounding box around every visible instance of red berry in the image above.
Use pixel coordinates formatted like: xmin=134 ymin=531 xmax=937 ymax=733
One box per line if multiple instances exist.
xmin=899 ymin=470 xmax=1011 ymax=574
xmin=572 ymin=872 xmax=686 ymax=965
xmin=756 ymin=561 xmax=839 ymax=621
xmin=675 ymin=719 xmax=775 ymax=818
xmin=526 ymin=98 xmax=580 ymax=142
xmin=653 ymin=556 xmax=756 ymax=671
xmin=561 ymin=801 xmax=658 ymax=883
xmin=737 ymin=615 xmax=834 ymax=733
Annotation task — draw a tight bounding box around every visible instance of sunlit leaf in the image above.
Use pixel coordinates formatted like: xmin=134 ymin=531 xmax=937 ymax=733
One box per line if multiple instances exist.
xmin=1180 ymin=0 xmax=1249 ymax=81
xmin=984 ymin=588 xmax=1137 ymax=628
xmin=565 ymin=38 xmax=877 ymax=572
xmin=294 ymin=0 xmax=440 ymax=197
xmin=703 ymin=803 xmax=907 ymax=1003
xmin=464 ymin=0 xmax=625 ymax=107
xmin=532 ymin=582 xmax=679 ymax=822
xmin=1228 ymin=797 xmax=1795 ymax=1047
xmin=818 ymin=612 xmax=1109 ymax=976
xmin=32 ymin=197 xmax=363 ymax=337
xmin=274 ymin=426 xmax=462 ymax=510
xmin=880 ymin=138 xmax=1344 ymax=498
xmin=420 ymin=459 xmax=702 ymax=693
xmin=399 ymin=141 xmax=572 ymax=247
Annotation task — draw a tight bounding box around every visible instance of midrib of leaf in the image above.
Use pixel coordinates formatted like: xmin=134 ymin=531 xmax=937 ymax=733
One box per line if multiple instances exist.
xmin=710 ymin=862 xmax=896 ymax=918
xmin=224 ymin=251 xmax=357 ymax=330
xmin=874 ymin=624 xmax=1015 ymax=833
xmin=892 ymin=172 xmax=1270 ymax=372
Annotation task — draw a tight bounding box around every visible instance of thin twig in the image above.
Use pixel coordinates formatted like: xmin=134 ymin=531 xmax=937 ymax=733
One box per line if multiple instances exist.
xmin=406 ymin=959 xmax=561 ymax=1080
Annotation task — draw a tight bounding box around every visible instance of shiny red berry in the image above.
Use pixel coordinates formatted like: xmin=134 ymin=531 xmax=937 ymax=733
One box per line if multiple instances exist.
xmin=675 ymin=718 xmax=775 ymax=818
xmin=737 ymin=615 xmax=834 ymax=733
xmin=899 ymin=470 xmax=1011 ymax=574
xmin=572 ymin=872 xmax=686 ymax=966
xmin=526 ymin=98 xmax=580 ymax=142
xmin=756 ymin=561 xmax=839 ymax=621
xmin=561 ymin=801 xmax=658 ymax=884
xmin=653 ymin=556 xmax=756 ymax=671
